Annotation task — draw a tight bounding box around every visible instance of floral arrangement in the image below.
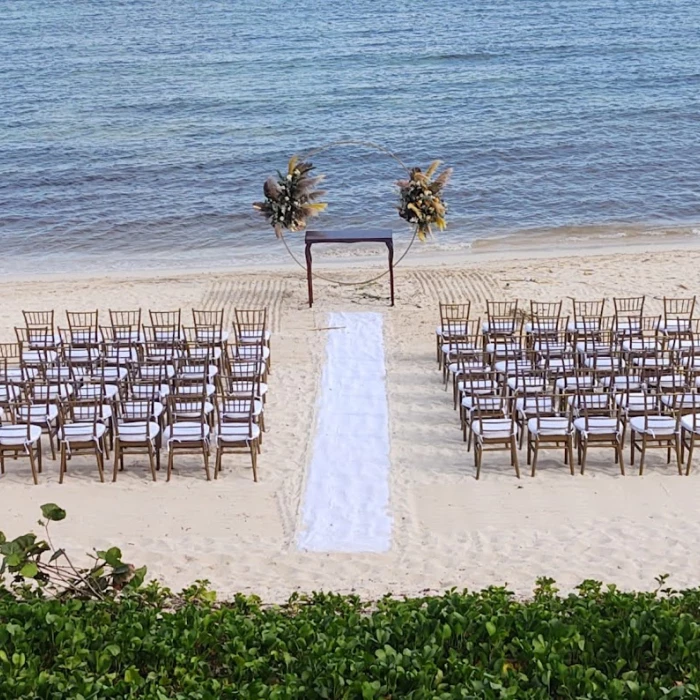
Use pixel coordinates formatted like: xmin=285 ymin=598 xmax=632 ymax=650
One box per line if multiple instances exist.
xmin=397 ymin=161 xmax=452 ymax=240
xmin=253 ymin=156 xmax=327 ymax=237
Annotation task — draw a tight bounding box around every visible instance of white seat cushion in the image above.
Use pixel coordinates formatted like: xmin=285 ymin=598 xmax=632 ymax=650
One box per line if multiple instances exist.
xmin=237 ymin=330 xmax=269 ymax=343
xmin=117 ymin=421 xmax=160 ymax=442
xmin=436 ymin=323 xmax=468 ymax=338
xmin=461 ymin=396 xmax=503 ymax=411
xmin=494 ymin=360 xmax=531 ymax=375
xmin=196 ymin=329 xmax=231 ymax=344
xmin=441 ymin=342 xmax=475 ymax=355
xmin=567 ymin=321 xmax=600 ymax=333
xmin=615 ymin=393 xmax=656 ymax=413
xmin=556 ymin=376 xmax=595 ymax=390
xmin=568 ymin=394 xmax=610 ymax=412
xmin=527 ymin=416 xmax=571 ymax=436
xmin=163 ymin=422 xmax=210 ymax=442
xmin=471 ymin=419 xmax=515 ymax=440
xmin=661 ymin=393 xmax=698 ymax=411
xmin=59 ymin=422 xmax=107 ymax=442
xmin=573 ymin=417 xmax=622 ymax=436
xmin=0 ymin=385 xmax=23 ymax=402
xmin=187 ymin=346 xmax=223 ymax=361
xmin=483 ymin=320 xmax=516 ymax=334
xmin=4 ymin=368 xmax=37 ymax=384
xmin=79 ymin=384 xmax=119 ymax=401
xmin=0 ymin=424 xmax=42 ymax=446
xmin=21 ymin=350 xmax=57 ymax=365
xmin=629 ymin=415 xmax=677 ymax=436
xmin=17 ymin=404 xmax=59 ymax=423
xmin=236 ymin=345 xmax=271 ymax=361
xmin=506 ymin=377 xmax=547 ymax=392
xmin=217 ymin=422 xmax=260 ymax=443
xmin=516 ymin=396 xmax=555 ymax=416
xmin=458 ymin=379 xmax=497 ymax=394
xmin=621 ymin=339 xmax=660 ymax=352
xmin=680 ymin=414 xmax=700 ymax=434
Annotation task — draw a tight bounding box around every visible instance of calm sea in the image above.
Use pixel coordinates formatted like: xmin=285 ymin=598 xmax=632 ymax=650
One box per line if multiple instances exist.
xmin=1 ymin=0 xmax=700 ymax=273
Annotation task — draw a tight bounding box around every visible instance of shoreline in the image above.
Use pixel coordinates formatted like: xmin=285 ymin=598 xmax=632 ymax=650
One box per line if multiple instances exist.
xmin=2 ymin=227 xmax=700 ymax=284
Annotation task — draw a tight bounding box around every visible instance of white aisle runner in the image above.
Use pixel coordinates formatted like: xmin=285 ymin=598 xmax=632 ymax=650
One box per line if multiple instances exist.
xmin=297 ymin=312 xmax=392 ymax=552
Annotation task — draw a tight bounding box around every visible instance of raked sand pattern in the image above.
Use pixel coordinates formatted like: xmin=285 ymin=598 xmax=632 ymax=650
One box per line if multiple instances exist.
xmin=2 ymin=248 xmax=700 ymax=600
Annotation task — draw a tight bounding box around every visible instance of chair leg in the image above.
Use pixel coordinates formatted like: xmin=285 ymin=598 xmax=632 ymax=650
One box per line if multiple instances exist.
xmin=686 ymin=436 xmax=695 ymax=476
xmin=580 ymin=441 xmax=588 ymax=474
xmin=203 ymin=443 xmax=211 ymax=481
xmin=531 ymin=439 xmax=538 ymax=477
xmin=112 ymin=441 xmax=120 ymax=482
xmin=675 ymin=436 xmax=682 ymax=475
xmin=214 ymin=443 xmax=222 ymax=479
xmin=618 ymin=441 xmax=625 ymax=476
xmin=511 ymin=438 xmax=520 ymax=478
xmin=147 ymin=442 xmax=157 ymax=482
xmin=639 ymin=435 xmax=647 ymax=476
xmin=59 ymin=443 xmax=67 ymax=484
xmin=567 ymin=438 xmax=575 ymax=476
xmin=28 ymin=445 xmax=38 ymax=485
xmin=96 ymin=445 xmax=105 ymax=483
xmin=475 ymin=442 xmax=481 ymax=480
xmin=37 ymin=438 xmax=43 ymax=473
xmin=49 ymin=430 xmax=56 ymax=461
xmin=166 ymin=447 xmax=174 ymax=482
xmin=251 ymin=440 xmax=258 ymax=482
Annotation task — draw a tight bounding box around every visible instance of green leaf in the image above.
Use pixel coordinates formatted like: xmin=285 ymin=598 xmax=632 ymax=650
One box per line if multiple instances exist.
xmin=0 ymin=531 xmax=5 ymax=545
xmin=40 ymin=503 xmax=66 ymax=522
xmin=98 ymin=547 xmax=123 ymax=568
xmin=20 ymin=562 xmax=38 ymax=578
xmin=49 ymin=548 xmax=66 ymax=563
xmin=5 ymin=553 xmax=22 ymax=568
xmin=486 ymin=621 xmax=497 ymax=637
xmin=105 ymin=644 xmax=121 ymax=657
xmin=124 ymin=667 xmax=142 ymax=685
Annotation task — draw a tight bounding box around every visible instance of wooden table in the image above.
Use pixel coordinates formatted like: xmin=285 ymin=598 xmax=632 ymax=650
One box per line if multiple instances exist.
xmin=304 ymin=229 xmax=395 ymax=308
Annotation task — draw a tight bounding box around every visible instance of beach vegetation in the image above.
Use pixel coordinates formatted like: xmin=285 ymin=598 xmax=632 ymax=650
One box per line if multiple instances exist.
xmin=1 ymin=509 xmax=700 ymax=697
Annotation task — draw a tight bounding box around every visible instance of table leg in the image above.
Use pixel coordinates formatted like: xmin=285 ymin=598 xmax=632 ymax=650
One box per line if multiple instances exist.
xmin=387 ymin=241 xmax=395 ymax=307
xmin=305 ymin=242 xmax=313 ymax=308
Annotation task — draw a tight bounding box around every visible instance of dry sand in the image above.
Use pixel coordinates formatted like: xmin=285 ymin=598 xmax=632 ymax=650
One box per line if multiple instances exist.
xmin=1 ymin=241 xmax=700 ymax=601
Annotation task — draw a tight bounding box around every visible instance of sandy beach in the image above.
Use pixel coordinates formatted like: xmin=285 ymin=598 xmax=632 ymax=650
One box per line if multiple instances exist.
xmin=1 ymin=241 xmax=700 ymax=601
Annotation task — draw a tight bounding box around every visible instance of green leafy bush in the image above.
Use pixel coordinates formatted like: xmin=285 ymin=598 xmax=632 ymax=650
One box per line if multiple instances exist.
xmin=2 ymin=511 xmax=700 ymax=697
xmin=0 ymin=578 xmax=700 ymax=698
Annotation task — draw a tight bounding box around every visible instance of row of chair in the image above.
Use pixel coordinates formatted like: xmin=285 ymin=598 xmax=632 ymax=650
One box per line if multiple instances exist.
xmin=435 ymin=297 xmax=700 ymax=478
xmin=0 ymin=307 xmax=272 ymax=484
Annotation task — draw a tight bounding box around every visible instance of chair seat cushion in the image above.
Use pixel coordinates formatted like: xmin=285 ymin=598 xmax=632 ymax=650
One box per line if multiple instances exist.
xmin=629 ymin=415 xmax=677 ymax=436
xmin=528 ymin=417 xmax=572 ymax=436
xmin=21 ymin=350 xmax=58 ymax=365
xmin=0 ymin=424 xmax=42 ymax=446
xmin=680 ymin=414 xmax=700 ymax=434
xmin=556 ymin=376 xmax=595 ymax=390
xmin=236 ymin=345 xmax=270 ymax=361
xmin=17 ymin=404 xmax=59 ymax=423
xmin=516 ymin=396 xmax=555 ymax=416
xmin=217 ymin=423 xmax=261 ymax=443
xmin=163 ymin=422 xmax=210 ymax=442
xmin=118 ymin=421 xmax=160 ymax=442
xmin=471 ymin=419 xmax=515 ymax=440
xmin=59 ymin=423 xmax=107 ymax=442
xmin=573 ymin=417 xmax=622 ymax=435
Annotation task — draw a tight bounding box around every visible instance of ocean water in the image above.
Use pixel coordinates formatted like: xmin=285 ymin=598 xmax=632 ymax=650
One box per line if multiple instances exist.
xmin=1 ymin=0 xmax=700 ymax=273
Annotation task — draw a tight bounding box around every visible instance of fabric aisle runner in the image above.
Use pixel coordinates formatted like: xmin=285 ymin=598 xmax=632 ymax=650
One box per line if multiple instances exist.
xmin=297 ymin=312 xmax=392 ymax=552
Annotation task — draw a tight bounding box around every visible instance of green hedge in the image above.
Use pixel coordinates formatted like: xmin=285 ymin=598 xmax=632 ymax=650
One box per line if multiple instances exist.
xmin=1 ymin=579 xmax=700 ymax=699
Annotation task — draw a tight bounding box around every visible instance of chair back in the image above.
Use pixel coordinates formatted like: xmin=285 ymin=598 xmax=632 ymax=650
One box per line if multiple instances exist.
xmin=439 ymin=303 xmax=471 ymax=337
xmin=167 ymin=395 xmax=208 ymax=439
xmin=192 ymin=309 xmax=226 ymax=344
xmin=109 ymin=309 xmax=142 ymax=344
xmin=23 ymin=310 xmax=55 ymax=332
xmin=234 ymin=308 xmax=268 ymax=346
